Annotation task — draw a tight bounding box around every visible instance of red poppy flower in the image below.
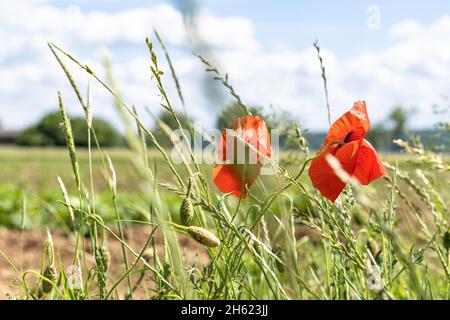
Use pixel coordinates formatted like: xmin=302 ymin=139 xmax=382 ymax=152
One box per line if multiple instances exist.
xmin=213 ymin=116 xmax=271 ymax=198
xmin=308 ymin=101 xmax=386 ymax=202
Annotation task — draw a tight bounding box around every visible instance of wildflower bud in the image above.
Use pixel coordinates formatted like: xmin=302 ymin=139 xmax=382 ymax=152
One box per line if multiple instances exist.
xmin=180 ymin=197 xmax=194 ymax=226
xmin=187 ymin=226 xmax=220 ymax=247
xmin=180 ymin=177 xmax=195 ymax=226
xmin=367 ymin=238 xmax=380 ymax=257
xmin=275 ymin=249 xmax=287 ymax=273
xmin=353 ymin=210 xmax=367 ymax=226
xmin=42 ymin=264 xmax=58 ymax=293
xmin=443 ymin=230 xmax=450 ymax=250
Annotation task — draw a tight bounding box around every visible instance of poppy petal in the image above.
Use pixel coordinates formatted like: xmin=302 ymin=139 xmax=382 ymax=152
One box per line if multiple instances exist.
xmin=325 ymin=101 xmax=370 ymax=145
xmin=213 ymin=164 xmax=245 ymax=197
xmin=213 ymin=164 xmax=261 ymax=198
xmin=352 ymin=139 xmax=387 ymax=185
xmin=234 ymin=115 xmax=271 ymax=160
xmin=334 ymin=139 xmax=363 ymax=175
xmin=309 ymin=140 xmax=363 ymax=202
xmin=214 ymin=115 xmax=270 ymax=197
xmin=308 ymin=145 xmax=346 ymax=202
xmin=219 ymin=116 xmax=271 ymax=162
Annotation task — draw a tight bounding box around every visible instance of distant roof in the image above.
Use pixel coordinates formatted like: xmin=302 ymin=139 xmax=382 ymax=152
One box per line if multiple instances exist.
xmin=0 ymin=130 xmax=21 ymax=138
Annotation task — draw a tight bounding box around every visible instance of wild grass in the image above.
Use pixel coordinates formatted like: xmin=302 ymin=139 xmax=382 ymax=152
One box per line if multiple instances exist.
xmin=0 ymin=34 xmax=449 ymax=300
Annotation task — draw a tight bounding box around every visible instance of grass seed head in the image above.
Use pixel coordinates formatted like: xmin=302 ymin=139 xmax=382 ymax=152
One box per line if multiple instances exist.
xmin=42 ymin=264 xmax=58 ymax=293
xmin=253 ymin=241 xmax=263 ymax=256
xmin=57 ymin=92 xmax=81 ymax=191
xmin=96 ymin=246 xmax=111 ymax=271
xmin=275 ymin=249 xmax=287 ymax=273
xmin=95 ymin=246 xmax=110 ymax=299
xmin=187 ymin=226 xmax=220 ymax=247
xmin=367 ymin=238 xmax=380 ymax=257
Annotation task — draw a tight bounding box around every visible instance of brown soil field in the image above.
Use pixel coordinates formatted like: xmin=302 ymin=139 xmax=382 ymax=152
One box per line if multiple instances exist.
xmin=0 ymin=227 xmax=209 ymax=299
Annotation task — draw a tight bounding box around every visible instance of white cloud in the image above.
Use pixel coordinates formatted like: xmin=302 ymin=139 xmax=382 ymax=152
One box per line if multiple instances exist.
xmin=335 ymin=16 xmax=450 ymax=128
xmin=198 ymin=15 xmax=450 ymax=129
xmin=195 ymin=12 xmax=259 ymax=51
xmin=0 ymin=1 xmax=449 ymax=133
xmin=389 ymin=19 xmax=422 ymax=38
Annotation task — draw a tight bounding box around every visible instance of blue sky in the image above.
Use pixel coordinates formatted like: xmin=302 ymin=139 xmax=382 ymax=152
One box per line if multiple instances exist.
xmin=205 ymin=1 xmax=450 ymax=53
xmin=1 ymin=0 xmax=450 ymax=132
xmin=48 ymin=0 xmax=450 ymax=55
xmin=46 ymin=0 xmax=450 ymax=55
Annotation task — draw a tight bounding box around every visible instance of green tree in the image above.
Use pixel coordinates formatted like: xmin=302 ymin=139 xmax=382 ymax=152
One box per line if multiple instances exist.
xmin=365 ymin=124 xmax=388 ymax=150
xmin=151 ymin=111 xmax=193 ymax=148
xmin=216 ymin=102 xmax=296 ymax=148
xmin=216 ymin=103 xmax=264 ymax=131
xmin=388 ymin=106 xmax=408 ymax=139
xmin=366 ymin=106 xmax=409 ymax=150
xmin=16 ymin=112 xmax=65 ymax=146
xmin=16 ymin=111 xmax=123 ymax=147
xmin=71 ymin=118 xmax=123 ymax=147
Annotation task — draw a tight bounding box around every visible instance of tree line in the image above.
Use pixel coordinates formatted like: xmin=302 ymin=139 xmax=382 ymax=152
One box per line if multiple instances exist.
xmin=15 ymin=104 xmax=443 ymax=151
